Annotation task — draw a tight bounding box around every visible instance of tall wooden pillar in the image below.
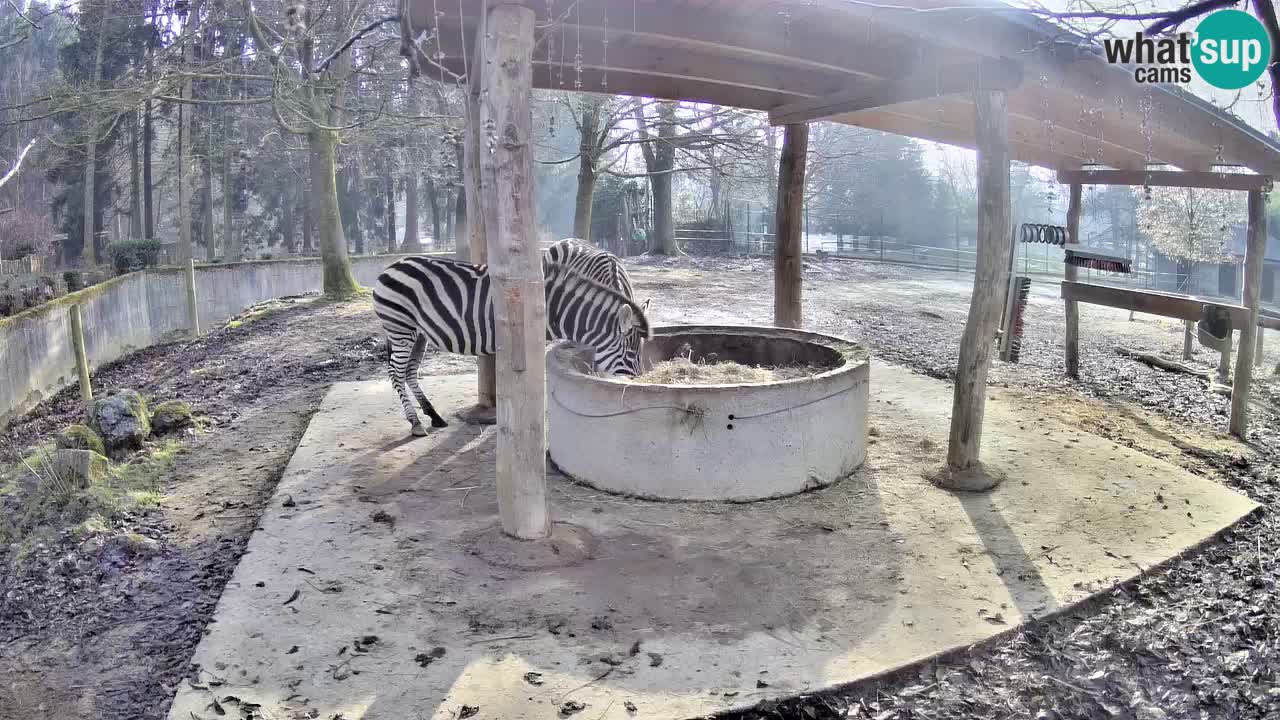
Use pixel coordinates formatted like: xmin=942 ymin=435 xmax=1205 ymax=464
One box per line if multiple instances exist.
xmin=773 ymin=123 xmax=808 ymax=328
xmin=479 ymin=3 xmax=548 ymax=539
xmin=463 ymin=17 xmax=496 ymax=414
xmin=1230 ymin=189 xmax=1267 ymax=437
xmin=1063 ymin=183 xmax=1083 ymax=378
xmin=941 ymin=90 xmax=1012 ymax=483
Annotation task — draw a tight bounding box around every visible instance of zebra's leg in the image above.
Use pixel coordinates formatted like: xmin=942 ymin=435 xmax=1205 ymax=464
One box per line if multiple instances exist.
xmin=406 ymin=334 xmax=448 ymax=428
xmin=387 ymin=333 xmax=428 ymax=436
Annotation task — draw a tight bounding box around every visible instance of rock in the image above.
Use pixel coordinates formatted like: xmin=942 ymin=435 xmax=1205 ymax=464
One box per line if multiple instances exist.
xmin=151 ymin=400 xmax=194 ymax=435
xmin=41 ymin=449 xmax=109 ymax=490
xmin=93 ymin=390 xmax=151 ymax=457
xmin=103 ymin=532 xmax=161 ymax=561
xmin=55 ymin=424 xmax=106 ymax=456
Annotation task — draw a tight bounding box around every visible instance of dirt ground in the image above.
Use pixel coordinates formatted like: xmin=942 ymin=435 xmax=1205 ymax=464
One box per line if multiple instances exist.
xmin=2 ymin=256 xmax=1278 ymax=720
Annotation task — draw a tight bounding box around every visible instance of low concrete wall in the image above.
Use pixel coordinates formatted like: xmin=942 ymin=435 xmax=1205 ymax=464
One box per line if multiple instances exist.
xmin=0 ymin=253 xmax=429 ymax=429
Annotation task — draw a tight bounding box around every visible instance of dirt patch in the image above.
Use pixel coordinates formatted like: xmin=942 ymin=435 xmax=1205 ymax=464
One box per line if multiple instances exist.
xmin=0 ymin=295 xmax=473 ymax=720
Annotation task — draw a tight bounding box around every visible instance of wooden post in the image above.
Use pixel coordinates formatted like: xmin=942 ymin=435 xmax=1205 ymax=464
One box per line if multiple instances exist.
xmin=1064 ymin=183 xmax=1082 ymax=378
xmin=68 ymin=304 xmax=93 ymax=418
xmin=184 ymin=257 xmax=200 ymax=338
xmin=479 ymin=3 xmax=548 ymax=540
xmin=463 ymin=22 xmax=497 ymax=416
xmin=1257 ymin=328 xmax=1265 ymax=367
xmin=1230 ymin=189 xmax=1267 ymax=437
xmin=940 ymin=89 xmax=1011 ymax=486
xmin=773 ymin=123 xmax=808 ymax=328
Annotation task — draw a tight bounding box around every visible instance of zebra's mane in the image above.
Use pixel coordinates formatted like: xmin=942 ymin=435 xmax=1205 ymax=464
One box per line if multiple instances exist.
xmin=545 ymin=262 xmax=652 ymax=339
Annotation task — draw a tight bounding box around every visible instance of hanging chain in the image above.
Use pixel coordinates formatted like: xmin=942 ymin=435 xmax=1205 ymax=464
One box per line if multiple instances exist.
xmin=601 ymin=0 xmax=609 ymax=90
xmin=573 ymin=0 xmax=583 ymax=91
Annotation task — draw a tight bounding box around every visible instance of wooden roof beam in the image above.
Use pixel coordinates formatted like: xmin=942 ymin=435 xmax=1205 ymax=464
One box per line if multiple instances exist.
xmin=1056 ymin=169 xmax=1274 ymax=192
xmin=832 ymin=107 xmax=1086 ymax=172
xmin=768 ymin=58 xmax=1022 ymax=126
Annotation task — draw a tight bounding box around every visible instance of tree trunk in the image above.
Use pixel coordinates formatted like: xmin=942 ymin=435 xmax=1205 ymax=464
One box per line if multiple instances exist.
xmin=385 ymin=175 xmax=396 ymax=253
xmin=223 ymin=111 xmax=239 ymax=261
xmin=309 ymin=130 xmax=359 ymax=297
xmin=128 ymin=109 xmax=143 ymax=240
xmin=427 ymin=177 xmax=441 ymax=247
xmin=573 ymin=99 xmax=602 ymax=242
xmin=1230 ymin=190 xmax=1267 ymax=437
xmin=402 ymin=174 xmax=421 ymax=252
xmin=202 ymin=127 xmax=215 ymax=261
xmin=349 ymin=166 xmax=364 ymax=255
xmin=574 ymin=157 xmax=597 ymax=242
xmin=941 ymin=89 xmax=1011 ymax=484
xmin=301 ymin=182 xmax=313 ymax=253
xmin=773 ymin=123 xmax=808 ymax=329
xmin=454 ymin=141 xmax=469 ymax=260
xmin=444 ymin=189 xmax=455 ymax=248
xmin=281 ymin=184 xmax=296 ymax=254
xmin=650 ymin=171 xmax=676 ymax=254
xmin=81 ymin=18 xmax=107 ymax=267
xmin=177 ymin=0 xmax=199 ymax=261
xmin=479 ymin=3 xmax=547 ymax=540
xmin=143 ymin=100 xmax=154 ymax=241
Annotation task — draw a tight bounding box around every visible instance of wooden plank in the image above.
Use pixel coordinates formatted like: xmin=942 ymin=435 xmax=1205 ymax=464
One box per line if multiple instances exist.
xmin=1059 ymin=281 xmax=1263 ymax=328
xmin=478 ymin=3 xmax=549 ymax=540
xmin=773 ymin=123 xmax=807 ymax=328
xmin=944 ymin=89 xmax=1011 ymax=475
xmin=768 ymin=59 xmax=1022 ymax=125
xmin=1056 ymin=169 xmax=1273 ymax=192
xmin=1064 ymin=183 xmax=1082 ymax=379
xmin=1230 ymin=190 xmax=1266 ymax=438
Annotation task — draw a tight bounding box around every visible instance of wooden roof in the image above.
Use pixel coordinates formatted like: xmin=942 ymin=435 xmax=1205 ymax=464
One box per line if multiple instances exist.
xmin=400 ymin=0 xmax=1280 ymax=177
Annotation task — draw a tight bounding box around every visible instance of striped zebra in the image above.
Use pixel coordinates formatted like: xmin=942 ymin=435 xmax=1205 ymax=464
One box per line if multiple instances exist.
xmin=542 ymin=239 xmax=636 ymax=301
xmin=373 ymin=255 xmax=651 ymax=436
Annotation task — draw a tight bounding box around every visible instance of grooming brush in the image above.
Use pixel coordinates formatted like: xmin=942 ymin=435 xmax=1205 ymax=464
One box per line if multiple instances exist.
xmin=1063 ymin=243 xmax=1132 ymax=274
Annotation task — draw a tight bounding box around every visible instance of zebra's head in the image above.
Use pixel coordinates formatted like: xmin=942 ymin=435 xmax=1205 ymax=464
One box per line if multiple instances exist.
xmin=597 ymin=300 xmax=653 ymax=377
xmin=545 ymin=263 xmax=652 ymax=377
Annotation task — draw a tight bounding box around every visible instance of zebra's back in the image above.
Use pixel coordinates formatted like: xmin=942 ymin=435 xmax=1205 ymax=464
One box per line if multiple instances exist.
xmin=373 ymin=255 xmax=494 ymax=356
xmin=543 ymin=239 xmax=635 ymax=299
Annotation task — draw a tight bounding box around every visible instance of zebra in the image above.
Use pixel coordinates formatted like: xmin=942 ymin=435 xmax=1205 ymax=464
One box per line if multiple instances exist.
xmin=372 ymin=255 xmax=651 ymax=436
xmin=542 ymin=238 xmax=652 ymax=320
xmin=543 ymin=239 xmax=636 ymax=301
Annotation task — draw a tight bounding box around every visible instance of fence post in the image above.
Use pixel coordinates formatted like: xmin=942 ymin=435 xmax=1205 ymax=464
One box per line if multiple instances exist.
xmin=185 ymin=258 xmax=200 ymax=338
xmin=68 ymin=304 xmax=93 ymax=419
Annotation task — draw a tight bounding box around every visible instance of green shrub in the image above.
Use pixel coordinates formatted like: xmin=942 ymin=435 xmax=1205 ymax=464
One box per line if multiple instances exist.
xmin=107 ymin=240 xmax=162 ymax=275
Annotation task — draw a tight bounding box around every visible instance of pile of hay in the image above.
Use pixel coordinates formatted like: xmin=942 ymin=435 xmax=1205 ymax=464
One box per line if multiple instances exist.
xmin=630 ymin=356 xmax=821 ymax=385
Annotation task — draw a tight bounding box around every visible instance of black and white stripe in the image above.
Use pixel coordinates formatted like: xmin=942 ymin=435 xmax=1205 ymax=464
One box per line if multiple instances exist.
xmin=372 ymin=255 xmax=650 ymax=436
xmin=542 ymin=239 xmax=636 ymax=300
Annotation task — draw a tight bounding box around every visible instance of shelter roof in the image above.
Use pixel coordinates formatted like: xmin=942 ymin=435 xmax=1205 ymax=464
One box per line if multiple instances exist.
xmin=400 ymin=0 xmax=1280 ymax=177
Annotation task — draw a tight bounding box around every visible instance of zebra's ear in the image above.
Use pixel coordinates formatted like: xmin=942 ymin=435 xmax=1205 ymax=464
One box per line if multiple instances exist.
xmin=641 ymin=298 xmax=652 ymax=315
xmin=617 ymin=303 xmax=637 ymax=333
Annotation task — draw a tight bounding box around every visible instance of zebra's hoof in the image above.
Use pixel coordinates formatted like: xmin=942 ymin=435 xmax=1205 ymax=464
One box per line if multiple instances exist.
xmin=411 ymin=423 xmax=429 ymax=437
xmin=431 ymin=417 xmax=449 ymax=428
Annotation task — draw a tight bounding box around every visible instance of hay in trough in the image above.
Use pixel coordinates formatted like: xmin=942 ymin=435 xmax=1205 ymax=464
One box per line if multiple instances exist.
xmin=630 ymin=356 xmax=821 ymax=385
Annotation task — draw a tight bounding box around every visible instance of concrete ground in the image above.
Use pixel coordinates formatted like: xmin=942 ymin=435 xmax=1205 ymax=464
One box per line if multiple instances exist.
xmin=167 ymin=365 xmax=1258 ymax=720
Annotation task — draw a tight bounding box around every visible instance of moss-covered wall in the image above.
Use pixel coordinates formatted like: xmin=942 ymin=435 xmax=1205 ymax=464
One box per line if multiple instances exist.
xmin=0 ymin=253 xmax=445 ymax=429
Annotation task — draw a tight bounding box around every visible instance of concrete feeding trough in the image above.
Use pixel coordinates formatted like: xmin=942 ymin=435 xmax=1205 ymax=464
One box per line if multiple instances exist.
xmin=546 ymin=324 xmax=869 ymax=501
